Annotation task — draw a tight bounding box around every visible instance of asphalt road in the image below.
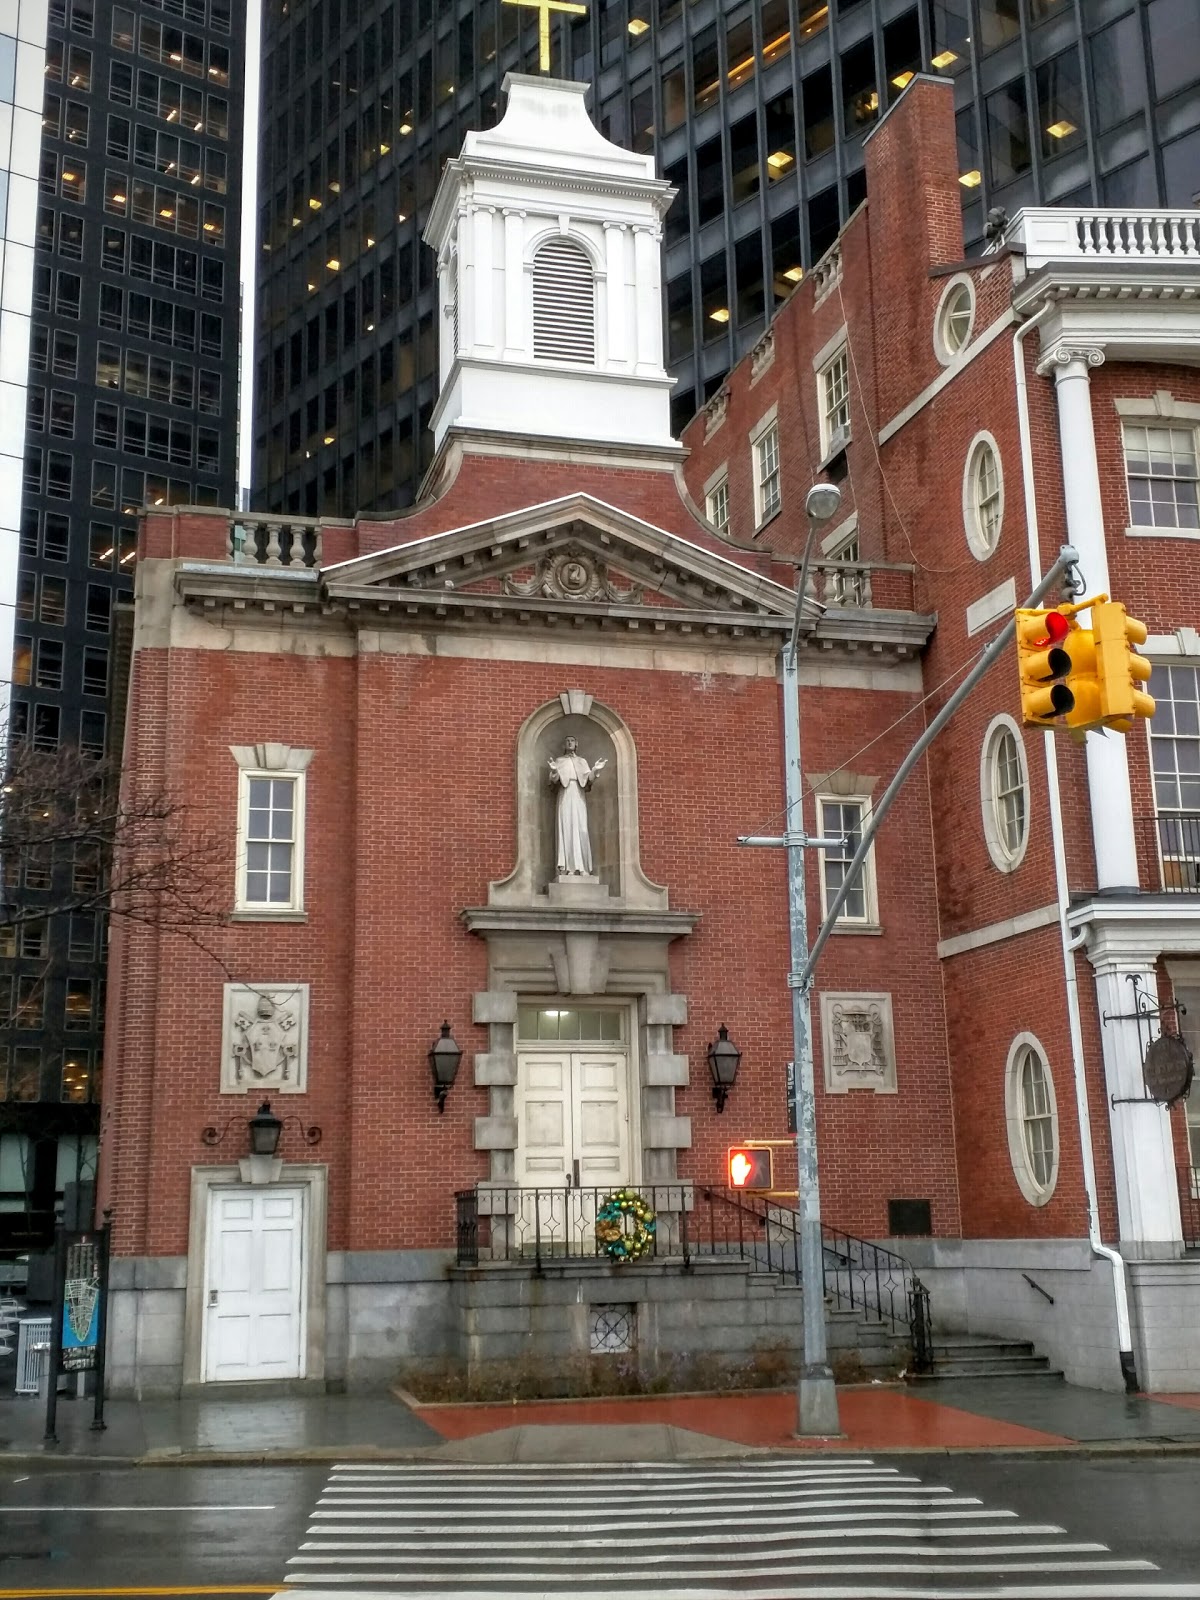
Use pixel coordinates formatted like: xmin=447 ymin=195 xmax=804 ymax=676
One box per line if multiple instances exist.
xmin=0 ymin=1462 xmax=325 ymax=1597
xmin=887 ymin=1452 xmax=1200 ymax=1585
xmin=1 ymin=1454 xmax=1200 ymax=1597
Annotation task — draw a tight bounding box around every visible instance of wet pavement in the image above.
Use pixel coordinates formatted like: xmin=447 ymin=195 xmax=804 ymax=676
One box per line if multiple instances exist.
xmin=7 ymin=1375 xmax=1200 ymax=1465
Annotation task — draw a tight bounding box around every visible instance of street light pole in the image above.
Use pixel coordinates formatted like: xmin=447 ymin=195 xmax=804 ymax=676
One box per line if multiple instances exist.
xmin=786 ymin=485 xmax=842 ymax=1436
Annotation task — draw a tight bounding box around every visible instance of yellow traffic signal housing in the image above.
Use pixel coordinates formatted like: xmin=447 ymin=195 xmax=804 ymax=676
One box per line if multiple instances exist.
xmin=1016 ymin=607 xmax=1075 ymax=727
xmin=1063 ymin=626 xmax=1104 ymax=740
xmin=1094 ymin=600 xmax=1155 ymax=732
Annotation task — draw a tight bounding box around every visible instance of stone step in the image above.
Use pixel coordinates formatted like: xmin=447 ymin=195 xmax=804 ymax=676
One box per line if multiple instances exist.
xmin=931 ymin=1339 xmax=1039 ymax=1361
xmin=911 ymin=1364 xmax=1066 ymax=1382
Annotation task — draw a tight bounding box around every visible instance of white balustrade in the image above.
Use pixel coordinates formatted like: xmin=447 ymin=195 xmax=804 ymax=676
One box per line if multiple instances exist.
xmin=995 ymin=208 xmax=1200 ymax=270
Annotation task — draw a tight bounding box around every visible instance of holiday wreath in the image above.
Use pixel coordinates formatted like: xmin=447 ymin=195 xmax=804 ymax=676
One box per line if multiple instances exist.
xmin=594 ymin=1188 xmax=656 ymax=1264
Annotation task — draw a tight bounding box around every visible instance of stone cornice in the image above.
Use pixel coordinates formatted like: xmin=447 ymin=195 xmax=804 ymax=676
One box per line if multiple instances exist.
xmin=1068 ymin=894 xmax=1200 ymax=973
xmin=1015 ymin=261 xmax=1200 ymax=312
xmin=461 ymin=905 xmax=699 ymax=939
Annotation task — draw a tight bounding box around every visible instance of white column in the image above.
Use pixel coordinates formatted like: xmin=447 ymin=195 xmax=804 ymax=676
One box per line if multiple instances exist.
xmin=633 ymin=225 xmax=660 ymax=372
xmin=502 ymin=208 xmax=525 ymax=359
xmin=471 ymin=204 xmax=494 ymax=353
xmin=1088 ymin=950 xmax=1182 ymax=1254
xmin=1040 ymin=343 xmax=1139 ymax=890
xmin=603 ymin=222 xmax=627 ymax=368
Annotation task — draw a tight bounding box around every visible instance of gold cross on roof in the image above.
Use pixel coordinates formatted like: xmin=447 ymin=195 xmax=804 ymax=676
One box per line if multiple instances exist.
xmin=503 ymin=0 xmax=588 ymax=73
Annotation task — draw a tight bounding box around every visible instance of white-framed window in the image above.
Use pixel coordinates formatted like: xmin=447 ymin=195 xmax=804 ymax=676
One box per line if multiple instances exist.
xmin=1149 ymin=663 xmax=1200 ymax=890
xmin=817 ymin=795 xmax=878 ymax=926
xmin=238 ymin=773 xmax=301 ymax=909
xmin=705 ymin=473 xmax=730 ymax=536
xmin=230 ymin=743 xmax=313 ymax=916
xmin=1005 ymin=1033 xmax=1059 ymax=1206
xmin=752 ymin=417 xmax=781 ymax=526
xmin=933 ymin=275 xmax=975 ymax=364
xmin=818 ymin=347 xmax=850 ymax=456
xmin=1123 ymin=423 xmax=1199 ymax=532
xmin=531 ymin=235 xmax=596 ymax=365
xmin=980 ymin=713 xmax=1029 ymax=872
xmin=963 ymin=431 xmax=1003 ymax=559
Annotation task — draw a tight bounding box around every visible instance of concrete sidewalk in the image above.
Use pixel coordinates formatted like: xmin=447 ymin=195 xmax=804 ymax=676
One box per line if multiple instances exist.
xmin=7 ymin=1378 xmax=1200 ymax=1464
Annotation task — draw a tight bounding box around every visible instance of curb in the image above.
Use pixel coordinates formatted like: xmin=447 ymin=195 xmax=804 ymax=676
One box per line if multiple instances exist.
xmin=7 ymin=1437 xmax=1200 ymax=1466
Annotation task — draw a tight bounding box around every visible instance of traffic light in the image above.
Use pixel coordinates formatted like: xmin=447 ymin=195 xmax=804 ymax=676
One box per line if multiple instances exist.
xmin=1093 ymin=600 xmax=1155 ymax=733
xmin=728 ymin=1145 xmax=773 ymax=1190
xmin=1063 ymin=625 xmax=1103 ymax=740
xmin=1015 ymin=607 xmax=1076 ymax=727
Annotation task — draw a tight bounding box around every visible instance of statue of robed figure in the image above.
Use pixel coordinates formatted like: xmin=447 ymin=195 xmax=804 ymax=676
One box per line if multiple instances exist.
xmin=548 ymin=736 xmax=607 ymax=877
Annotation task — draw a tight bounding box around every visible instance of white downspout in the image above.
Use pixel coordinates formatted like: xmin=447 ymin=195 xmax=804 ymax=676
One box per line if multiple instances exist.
xmin=1012 ymin=307 xmax=1138 ymax=1390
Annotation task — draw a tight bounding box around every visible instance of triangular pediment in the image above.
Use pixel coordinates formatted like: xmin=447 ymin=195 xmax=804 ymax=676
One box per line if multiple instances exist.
xmin=322 ymin=494 xmax=796 ymax=628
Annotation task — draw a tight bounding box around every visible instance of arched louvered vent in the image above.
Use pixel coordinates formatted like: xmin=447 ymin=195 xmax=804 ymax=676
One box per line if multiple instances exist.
xmin=532 ymin=237 xmax=596 ymax=364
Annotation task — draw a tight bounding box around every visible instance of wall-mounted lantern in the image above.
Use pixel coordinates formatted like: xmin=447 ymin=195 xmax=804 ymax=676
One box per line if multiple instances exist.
xmin=707 ymin=1024 xmax=742 ymax=1113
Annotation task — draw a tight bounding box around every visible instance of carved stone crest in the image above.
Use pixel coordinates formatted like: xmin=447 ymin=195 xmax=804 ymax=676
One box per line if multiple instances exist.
xmin=820 ymin=992 xmax=897 ymax=1094
xmin=221 ymin=983 xmax=309 ymax=1094
xmin=503 ymin=544 xmax=643 ymax=605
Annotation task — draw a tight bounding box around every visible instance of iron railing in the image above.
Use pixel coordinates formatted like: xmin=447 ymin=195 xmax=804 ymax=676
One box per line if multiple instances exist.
xmin=696 ymin=1186 xmax=922 ymax=1341
xmin=454 ymin=1183 xmax=932 ymax=1369
xmin=455 ymin=1184 xmax=693 ymax=1269
xmin=1141 ymin=814 xmax=1200 ymax=893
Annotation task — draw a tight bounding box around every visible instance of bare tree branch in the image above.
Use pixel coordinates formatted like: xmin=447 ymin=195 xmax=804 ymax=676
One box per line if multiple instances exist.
xmin=0 ymin=744 xmax=226 ymax=939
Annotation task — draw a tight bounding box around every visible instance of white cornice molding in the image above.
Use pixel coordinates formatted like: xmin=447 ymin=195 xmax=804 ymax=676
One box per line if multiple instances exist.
xmin=1068 ymin=897 xmax=1200 ymax=973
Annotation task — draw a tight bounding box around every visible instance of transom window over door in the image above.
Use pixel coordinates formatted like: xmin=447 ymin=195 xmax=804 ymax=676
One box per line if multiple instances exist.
xmin=518 ymin=1006 xmax=624 ymax=1042
xmin=531 ymin=237 xmax=596 ymax=365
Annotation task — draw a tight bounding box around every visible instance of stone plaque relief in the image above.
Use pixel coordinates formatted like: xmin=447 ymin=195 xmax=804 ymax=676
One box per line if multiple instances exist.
xmin=819 ymin=992 xmax=897 ymax=1094
xmin=220 ymin=983 xmax=309 ymax=1094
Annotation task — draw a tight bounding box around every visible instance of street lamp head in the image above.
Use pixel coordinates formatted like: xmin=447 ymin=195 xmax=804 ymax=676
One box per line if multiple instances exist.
xmin=805 ymin=482 xmax=842 ymax=526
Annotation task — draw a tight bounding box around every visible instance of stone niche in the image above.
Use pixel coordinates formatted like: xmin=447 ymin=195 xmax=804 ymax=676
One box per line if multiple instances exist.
xmin=487 ymin=689 xmax=667 ymax=912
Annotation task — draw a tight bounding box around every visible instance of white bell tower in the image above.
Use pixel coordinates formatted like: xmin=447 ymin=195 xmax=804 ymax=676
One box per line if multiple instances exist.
xmin=424 ymin=74 xmax=677 ymax=453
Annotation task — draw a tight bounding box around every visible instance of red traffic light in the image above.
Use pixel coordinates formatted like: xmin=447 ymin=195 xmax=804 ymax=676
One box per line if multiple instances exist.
xmin=728 ymin=1146 xmax=773 ymax=1190
xmin=1043 ymin=610 xmax=1071 ymax=645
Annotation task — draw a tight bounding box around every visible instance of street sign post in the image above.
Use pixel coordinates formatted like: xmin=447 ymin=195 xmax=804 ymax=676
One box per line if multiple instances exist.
xmin=43 ymin=1210 xmax=111 ymax=1443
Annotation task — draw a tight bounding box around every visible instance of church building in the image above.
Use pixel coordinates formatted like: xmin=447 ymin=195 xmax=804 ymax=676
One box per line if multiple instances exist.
xmin=97 ymin=71 xmax=1200 ymax=1399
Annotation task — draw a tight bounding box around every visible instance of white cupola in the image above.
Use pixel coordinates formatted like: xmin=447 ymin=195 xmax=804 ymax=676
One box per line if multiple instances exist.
xmin=424 ymin=74 xmax=677 ymax=454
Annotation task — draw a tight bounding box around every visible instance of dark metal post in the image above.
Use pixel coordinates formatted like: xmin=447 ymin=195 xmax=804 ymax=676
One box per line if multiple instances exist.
xmin=91 ymin=1210 xmax=112 ymax=1430
xmin=43 ymin=1224 xmax=66 ymax=1443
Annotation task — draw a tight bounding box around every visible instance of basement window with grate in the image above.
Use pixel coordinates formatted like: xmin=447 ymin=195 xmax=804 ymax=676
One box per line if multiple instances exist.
xmin=532 ymin=236 xmax=596 ymax=365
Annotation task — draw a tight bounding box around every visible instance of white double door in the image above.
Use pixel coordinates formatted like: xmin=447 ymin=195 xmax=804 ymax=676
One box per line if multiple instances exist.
xmin=203 ymin=1186 xmax=305 ymax=1383
xmin=515 ymin=1048 xmax=632 ymax=1190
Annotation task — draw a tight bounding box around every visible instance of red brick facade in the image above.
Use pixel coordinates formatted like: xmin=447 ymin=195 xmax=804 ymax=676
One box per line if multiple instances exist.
xmin=101 ymin=74 xmax=1200 ymax=1394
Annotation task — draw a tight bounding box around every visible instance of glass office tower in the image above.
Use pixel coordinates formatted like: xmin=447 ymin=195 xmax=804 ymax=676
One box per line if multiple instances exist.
xmin=253 ymin=0 xmax=1199 ymax=521
xmin=0 ymin=0 xmax=245 ymax=1257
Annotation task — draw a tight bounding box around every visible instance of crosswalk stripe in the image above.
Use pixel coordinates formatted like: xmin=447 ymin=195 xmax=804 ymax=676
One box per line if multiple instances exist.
xmin=272 ymin=1580 xmax=1200 ymax=1593
xmin=295 ymin=1524 xmax=1069 ymax=1545
xmin=316 ymin=1478 xmax=938 ymax=1501
xmin=275 ymin=1455 xmax=1180 ymax=1598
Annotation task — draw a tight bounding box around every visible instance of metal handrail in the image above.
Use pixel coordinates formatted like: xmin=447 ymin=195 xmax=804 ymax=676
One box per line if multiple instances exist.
xmin=698 ymin=1185 xmax=929 ymax=1356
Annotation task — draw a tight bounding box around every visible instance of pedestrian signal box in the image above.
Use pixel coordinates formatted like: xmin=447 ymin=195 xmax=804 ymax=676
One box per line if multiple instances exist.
xmin=727 ymin=1145 xmax=773 ymax=1190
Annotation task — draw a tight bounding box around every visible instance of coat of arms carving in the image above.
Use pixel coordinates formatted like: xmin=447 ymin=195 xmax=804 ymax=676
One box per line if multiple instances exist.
xmin=820 ymin=992 xmax=897 ymax=1094
xmin=503 ymin=544 xmax=643 ymax=605
xmin=220 ymin=983 xmax=309 ymax=1094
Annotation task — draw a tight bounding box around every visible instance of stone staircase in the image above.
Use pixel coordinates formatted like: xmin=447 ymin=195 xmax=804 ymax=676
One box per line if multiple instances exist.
xmin=908 ymin=1332 xmax=1064 ymax=1384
